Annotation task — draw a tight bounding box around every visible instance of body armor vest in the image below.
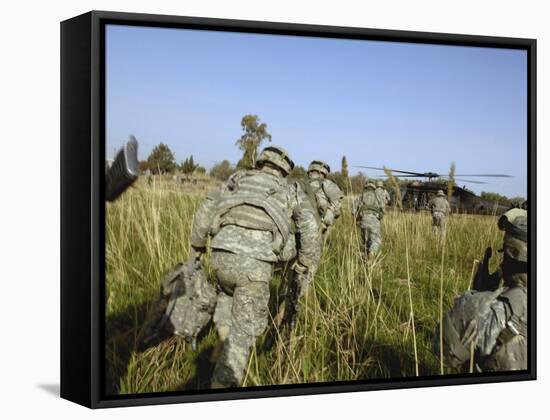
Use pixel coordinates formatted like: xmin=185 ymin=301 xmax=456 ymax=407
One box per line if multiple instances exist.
xmin=360 ymin=190 xmax=381 ymax=215
xmin=213 ymin=170 xmax=292 ymax=245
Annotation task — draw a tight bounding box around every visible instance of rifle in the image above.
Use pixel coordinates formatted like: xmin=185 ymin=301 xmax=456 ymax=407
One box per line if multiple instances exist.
xmin=472 ymin=247 xmax=501 ymax=291
xmin=264 ymin=264 xmax=308 ymax=350
xmin=105 ymin=135 xmax=139 ymax=201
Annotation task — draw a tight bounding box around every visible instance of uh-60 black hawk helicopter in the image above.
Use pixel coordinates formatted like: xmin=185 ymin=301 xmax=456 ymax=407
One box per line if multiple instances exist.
xmin=353 ymin=165 xmax=514 ymax=216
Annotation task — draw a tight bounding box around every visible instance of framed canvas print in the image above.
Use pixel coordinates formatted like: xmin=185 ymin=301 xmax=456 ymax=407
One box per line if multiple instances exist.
xmin=60 ymin=10 xmax=536 ymax=408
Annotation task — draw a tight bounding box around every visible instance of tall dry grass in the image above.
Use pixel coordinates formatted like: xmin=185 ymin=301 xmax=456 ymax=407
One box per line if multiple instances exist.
xmin=105 ymin=178 xmax=502 ymax=394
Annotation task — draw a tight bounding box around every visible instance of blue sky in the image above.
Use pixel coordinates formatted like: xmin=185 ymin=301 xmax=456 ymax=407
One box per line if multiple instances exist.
xmin=106 ymin=24 xmax=527 ymax=198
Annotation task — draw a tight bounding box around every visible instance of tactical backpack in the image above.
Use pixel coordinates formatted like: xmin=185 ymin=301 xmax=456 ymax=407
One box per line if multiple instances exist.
xmin=360 ymin=190 xmax=381 ymax=216
xmin=435 ymin=287 xmax=527 ymax=371
xmin=139 ymin=260 xmax=217 ymax=349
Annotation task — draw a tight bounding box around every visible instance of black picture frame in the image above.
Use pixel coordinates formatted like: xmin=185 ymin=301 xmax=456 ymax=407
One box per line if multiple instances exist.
xmin=61 ymin=10 xmax=537 ymax=409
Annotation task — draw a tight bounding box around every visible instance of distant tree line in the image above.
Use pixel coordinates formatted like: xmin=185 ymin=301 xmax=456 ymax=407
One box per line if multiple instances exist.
xmin=138 ymin=143 xmax=206 ymax=175
xmin=481 ymin=191 xmax=525 ymax=207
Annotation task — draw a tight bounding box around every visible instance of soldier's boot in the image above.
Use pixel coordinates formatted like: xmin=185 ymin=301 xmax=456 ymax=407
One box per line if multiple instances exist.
xmin=210 ymin=326 xmax=255 ymax=388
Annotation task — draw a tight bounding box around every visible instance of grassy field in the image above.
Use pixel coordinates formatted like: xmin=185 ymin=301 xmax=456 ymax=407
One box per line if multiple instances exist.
xmin=105 ymin=177 xmax=503 ymax=394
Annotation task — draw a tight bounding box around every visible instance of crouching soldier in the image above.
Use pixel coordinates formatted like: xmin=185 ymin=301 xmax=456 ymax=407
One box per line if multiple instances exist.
xmin=434 ymin=208 xmax=528 ymax=372
xmin=188 ymin=146 xmax=320 ymax=388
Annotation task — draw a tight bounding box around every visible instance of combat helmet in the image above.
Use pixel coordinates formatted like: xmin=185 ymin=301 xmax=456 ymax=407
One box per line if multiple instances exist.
xmin=437 ymin=190 xmax=445 ymax=196
xmin=308 ymin=160 xmax=331 ymax=177
xmin=257 ymin=146 xmax=294 ymax=175
xmin=498 ymin=208 xmax=527 ymax=263
xmin=498 ymin=208 xmax=527 ymax=287
xmin=365 ymin=182 xmax=376 ymax=190
xmin=376 ymin=181 xmax=384 ymax=188
xmin=521 ymin=200 xmax=528 ymax=210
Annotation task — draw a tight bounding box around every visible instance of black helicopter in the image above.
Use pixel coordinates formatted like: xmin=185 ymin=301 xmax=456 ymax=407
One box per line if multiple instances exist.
xmin=353 ymin=165 xmax=513 ymax=215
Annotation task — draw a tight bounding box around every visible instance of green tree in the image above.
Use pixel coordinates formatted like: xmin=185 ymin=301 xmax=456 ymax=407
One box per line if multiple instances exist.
xmin=147 ymin=143 xmax=176 ymax=174
xmin=138 ymin=160 xmax=149 ymax=172
xmin=235 ymin=115 xmax=272 ymax=169
xmin=349 ymin=172 xmax=367 ymax=195
xmin=481 ymin=191 xmax=509 ymax=203
xmin=180 ymin=154 xmax=199 ymax=175
xmin=210 ymin=160 xmax=235 ymax=181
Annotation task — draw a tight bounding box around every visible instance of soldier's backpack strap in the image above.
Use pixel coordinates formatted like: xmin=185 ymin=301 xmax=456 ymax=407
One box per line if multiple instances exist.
xmin=496 ymin=287 xmax=527 ymax=344
xmin=293 ymin=177 xmax=322 ymax=226
xmin=215 ymin=195 xmax=290 ymax=243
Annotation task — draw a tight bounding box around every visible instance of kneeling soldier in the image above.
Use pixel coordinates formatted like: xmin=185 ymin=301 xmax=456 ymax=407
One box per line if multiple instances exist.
xmin=435 ymin=208 xmax=528 ymax=372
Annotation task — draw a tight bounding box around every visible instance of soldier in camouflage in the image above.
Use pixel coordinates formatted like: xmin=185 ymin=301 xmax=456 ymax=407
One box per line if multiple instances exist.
xmin=356 ymin=182 xmax=385 ymax=259
xmin=429 ymin=190 xmax=451 ymax=238
xmin=375 ymin=180 xmax=391 ymax=209
xmin=307 ymin=160 xmax=344 ymax=235
xmin=189 ymin=146 xmax=321 ymax=388
xmin=435 ymin=208 xmax=528 ymax=372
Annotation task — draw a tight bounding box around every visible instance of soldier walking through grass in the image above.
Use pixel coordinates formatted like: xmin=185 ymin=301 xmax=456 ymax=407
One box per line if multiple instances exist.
xmin=375 ymin=180 xmax=391 ymax=209
xmin=306 ymin=160 xmax=344 ymax=236
xmin=355 ymin=182 xmax=385 ymax=259
xmin=429 ymin=190 xmax=451 ymax=238
xmin=189 ymin=146 xmax=321 ymax=388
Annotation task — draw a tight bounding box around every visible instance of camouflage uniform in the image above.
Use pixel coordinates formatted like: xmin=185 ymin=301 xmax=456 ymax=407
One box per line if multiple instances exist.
xmin=429 ymin=190 xmax=451 ymax=238
xmin=356 ymin=182 xmax=384 ymax=257
xmin=307 ymin=161 xmax=344 ymax=234
xmin=375 ymin=181 xmax=391 ymax=210
xmin=435 ymin=208 xmax=528 ymax=372
xmin=190 ymin=146 xmax=320 ymax=388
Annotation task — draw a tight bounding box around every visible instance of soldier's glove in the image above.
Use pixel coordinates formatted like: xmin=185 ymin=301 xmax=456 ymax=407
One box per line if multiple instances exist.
xmin=292 ymin=261 xmax=308 ymax=275
xmin=472 ymin=247 xmax=501 ymax=291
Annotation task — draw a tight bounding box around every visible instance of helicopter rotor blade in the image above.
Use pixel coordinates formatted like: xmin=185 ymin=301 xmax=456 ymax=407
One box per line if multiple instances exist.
xmin=389 ymin=174 xmax=427 ymax=178
xmin=455 ymin=178 xmax=489 ymax=185
xmin=440 ymin=176 xmax=489 ymax=185
xmin=454 ymin=174 xmax=513 ymax=178
xmin=352 ymin=166 xmax=513 ymax=180
xmin=352 ymin=165 xmax=426 ymax=176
